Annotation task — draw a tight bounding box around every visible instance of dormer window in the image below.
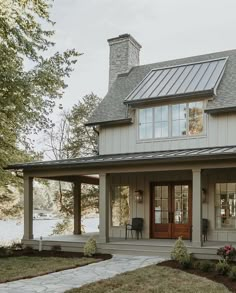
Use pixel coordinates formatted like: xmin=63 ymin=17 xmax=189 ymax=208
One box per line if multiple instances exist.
xmin=138 ymin=101 xmax=204 ymax=140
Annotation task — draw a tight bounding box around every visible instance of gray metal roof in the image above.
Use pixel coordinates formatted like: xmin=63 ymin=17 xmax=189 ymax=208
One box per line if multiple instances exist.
xmin=6 ymin=146 xmax=236 ymax=171
xmin=124 ymin=58 xmax=227 ymax=104
xmin=86 ymin=49 xmax=236 ymax=126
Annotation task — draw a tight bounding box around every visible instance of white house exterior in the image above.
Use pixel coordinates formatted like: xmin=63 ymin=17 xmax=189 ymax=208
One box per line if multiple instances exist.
xmin=7 ymin=34 xmax=236 ymax=255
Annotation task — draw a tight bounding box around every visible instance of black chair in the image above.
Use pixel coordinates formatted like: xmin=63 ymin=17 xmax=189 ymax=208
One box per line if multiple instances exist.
xmin=125 ymin=218 xmax=144 ymax=240
xmin=202 ymin=218 xmax=208 ymax=242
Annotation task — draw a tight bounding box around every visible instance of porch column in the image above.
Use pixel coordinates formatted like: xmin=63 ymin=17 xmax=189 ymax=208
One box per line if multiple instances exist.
xmin=192 ymin=168 xmax=202 ymax=247
xmin=23 ymin=176 xmax=33 ymax=240
xmin=99 ymin=173 xmax=110 ymax=243
xmin=73 ymin=181 xmax=81 ymax=235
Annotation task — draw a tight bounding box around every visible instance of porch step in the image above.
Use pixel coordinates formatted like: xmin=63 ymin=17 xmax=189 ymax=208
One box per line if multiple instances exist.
xmin=22 ymin=239 xmax=220 ymax=259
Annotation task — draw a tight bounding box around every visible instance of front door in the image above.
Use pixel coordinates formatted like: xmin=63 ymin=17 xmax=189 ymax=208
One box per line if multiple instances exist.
xmin=150 ymin=182 xmax=192 ymax=239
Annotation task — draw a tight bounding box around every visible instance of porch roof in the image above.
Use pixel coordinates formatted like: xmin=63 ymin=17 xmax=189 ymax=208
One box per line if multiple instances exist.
xmin=5 ymin=145 xmax=236 ymax=171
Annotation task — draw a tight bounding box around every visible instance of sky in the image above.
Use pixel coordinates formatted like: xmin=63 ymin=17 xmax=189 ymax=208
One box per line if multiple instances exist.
xmin=48 ymin=0 xmax=236 ymax=116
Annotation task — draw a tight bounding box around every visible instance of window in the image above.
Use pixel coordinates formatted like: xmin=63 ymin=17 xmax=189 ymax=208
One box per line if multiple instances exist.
xmin=138 ymin=101 xmax=204 ymax=140
xmin=111 ymin=185 xmax=130 ymax=226
xmin=171 ymin=103 xmax=187 ymax=136
xmin=154 ymin=106 xmax=168 ymax=138
xmin=215 ymin=183 xmax=236 ymax=229
xmin=139 ymin=108 xmax=153 ymax=139
xmin=188 ymin=102 xmax=204 ymax=135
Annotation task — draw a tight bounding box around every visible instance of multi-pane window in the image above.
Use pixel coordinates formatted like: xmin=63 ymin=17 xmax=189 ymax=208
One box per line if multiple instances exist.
xmin=215 ymin=183 xmax=236 ymax=229
xmin=111 ymin=185 xmax=130 ymax=226
xmin=138 ymin=101 xmax=204 ymax=140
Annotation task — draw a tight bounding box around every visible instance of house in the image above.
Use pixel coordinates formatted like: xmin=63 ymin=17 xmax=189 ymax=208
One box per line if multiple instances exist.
xmin=7 ymin=34 xmax=236 ymax=257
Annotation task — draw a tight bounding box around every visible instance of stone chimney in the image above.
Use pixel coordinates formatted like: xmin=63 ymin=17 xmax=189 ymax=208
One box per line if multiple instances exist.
xmin=107 ymin=34 xmax=142 ymax=89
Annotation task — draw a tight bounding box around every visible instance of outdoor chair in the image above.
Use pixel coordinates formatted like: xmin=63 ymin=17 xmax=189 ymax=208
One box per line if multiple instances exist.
xmin=125 ymin=218 xmax=144 ymax=240
xmin=202 ymin=218 xmax=209 ymax=242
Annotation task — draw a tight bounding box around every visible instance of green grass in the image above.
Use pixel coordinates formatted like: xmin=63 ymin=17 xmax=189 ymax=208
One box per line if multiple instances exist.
xmin=0 ymin=256 xmax=98 ymax=283
xmin=66 ymin=265 xmax=230 ymax=293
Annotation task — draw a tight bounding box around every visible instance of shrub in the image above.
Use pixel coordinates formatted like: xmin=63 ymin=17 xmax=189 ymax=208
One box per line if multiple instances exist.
xmin=84 ymin=238 xmax=97 ymax=257
xmin=228 ymin=266 xmax=236 ymax=281
xmin=0 ymin=246 xmax=10 ymax=257
xmin=23 ymin=246 xmax=35 ymax=254
xmin=51 ymin=245 xmax=61 ymax=252
xmin=199 ymin=260 xmax=215 ymax=272
xmin=217 ymin=245 xmax=236 ymax=262
xmin=215 ymin=259 xmax=230 ymax=275
xmin=171 ymin=237 xmax=191 ymax=269
xmin=10 ymin=242 xmax=23 ymax=251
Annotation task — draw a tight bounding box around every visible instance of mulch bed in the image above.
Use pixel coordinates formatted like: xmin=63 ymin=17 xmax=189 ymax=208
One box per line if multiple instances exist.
xmin=157 ymin=260 xmax=236 ymax=293
xmin=8 ymin=250 xmax=112 ymax=260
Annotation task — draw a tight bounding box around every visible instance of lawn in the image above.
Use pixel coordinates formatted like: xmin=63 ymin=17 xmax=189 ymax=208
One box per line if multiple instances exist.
xmin=0 ymin=256 xmax=98 ymax=283
xmin=66 ymin=265 xmax=230 ymax=293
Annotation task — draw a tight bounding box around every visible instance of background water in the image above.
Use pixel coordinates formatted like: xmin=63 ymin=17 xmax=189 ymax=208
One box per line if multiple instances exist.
xmin=0 ymin=216 xmax=99 ymax=244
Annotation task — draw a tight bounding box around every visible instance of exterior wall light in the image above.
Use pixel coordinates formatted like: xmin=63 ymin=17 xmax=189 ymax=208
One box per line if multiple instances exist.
xmin=135 ymin=189 xmax=144 ymax=203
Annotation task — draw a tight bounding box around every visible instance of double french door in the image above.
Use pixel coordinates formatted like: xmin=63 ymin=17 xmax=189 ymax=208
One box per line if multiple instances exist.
xmin=150 ymin=182 xmax=192 ymax=239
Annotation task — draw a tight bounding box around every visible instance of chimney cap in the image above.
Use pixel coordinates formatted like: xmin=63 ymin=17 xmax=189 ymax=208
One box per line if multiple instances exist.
xmin=107 ymin=33 xmax=142 ymax=49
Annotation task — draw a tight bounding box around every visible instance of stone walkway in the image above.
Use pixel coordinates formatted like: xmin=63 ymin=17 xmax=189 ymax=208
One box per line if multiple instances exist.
xmin=0 ymin=255 xmax=165 ymax=293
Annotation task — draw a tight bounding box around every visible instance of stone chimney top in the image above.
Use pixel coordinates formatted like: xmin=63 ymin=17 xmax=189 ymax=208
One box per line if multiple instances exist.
xmin=107 ymin=34 xmax=141 ymax=89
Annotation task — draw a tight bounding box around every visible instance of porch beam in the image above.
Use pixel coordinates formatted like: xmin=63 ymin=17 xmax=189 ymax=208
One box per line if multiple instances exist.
xmin=192 ymin=168 xmax=202 ymax=247
xmin=73 ymin=181 xmax=81 ymax=235
xmin=23 ymin=176 xmax=33 ymax=240
xmin=99 ymin=173 xmax=110 ymax=243
xmin=24 ymin=160 xmax=236 ymax=178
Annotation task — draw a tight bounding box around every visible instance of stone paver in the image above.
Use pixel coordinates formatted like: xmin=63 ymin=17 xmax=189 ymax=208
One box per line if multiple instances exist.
xmin=0 ymin=254 xmax=164 ymax=293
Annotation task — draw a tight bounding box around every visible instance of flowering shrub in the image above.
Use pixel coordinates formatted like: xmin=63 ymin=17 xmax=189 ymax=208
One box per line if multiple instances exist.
xmin=217 ymin=245 xmax=236 ymax=262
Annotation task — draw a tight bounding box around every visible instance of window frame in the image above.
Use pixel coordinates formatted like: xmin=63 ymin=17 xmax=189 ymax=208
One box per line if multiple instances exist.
xmin=215 ymin=183 xmax=236 ymax=230
xmin=138 ymin=100 xmax=206 ymax=141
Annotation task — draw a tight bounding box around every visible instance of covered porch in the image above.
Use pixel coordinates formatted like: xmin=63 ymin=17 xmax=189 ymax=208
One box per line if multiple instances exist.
xmin=6 ymin=146 xmax=236 ymax=257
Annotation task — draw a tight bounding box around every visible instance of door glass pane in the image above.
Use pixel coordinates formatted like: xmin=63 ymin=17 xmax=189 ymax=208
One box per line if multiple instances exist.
xmin=154 ymin=185 xmax=169 ymax=224
xmin=174 ymin=185 xmax=189 ymax=224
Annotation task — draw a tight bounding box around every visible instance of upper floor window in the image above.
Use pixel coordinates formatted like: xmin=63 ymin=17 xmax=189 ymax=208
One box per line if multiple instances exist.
xmin=138 ymin=101 xmax=204 ymax=140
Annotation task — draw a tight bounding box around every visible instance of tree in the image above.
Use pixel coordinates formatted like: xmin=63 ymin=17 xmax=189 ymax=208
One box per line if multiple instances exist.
xmin=0 ymin=0 xmax=80 ymax=217
xmin=67 ymin=93 xmax=102 ymax=157
xmin=43 ymin=93 xmax=101 ymax=234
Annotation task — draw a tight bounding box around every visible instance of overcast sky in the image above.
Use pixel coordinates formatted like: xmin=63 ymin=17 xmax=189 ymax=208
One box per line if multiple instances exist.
xmin=49 ymin=0 xmax=236 ymax=115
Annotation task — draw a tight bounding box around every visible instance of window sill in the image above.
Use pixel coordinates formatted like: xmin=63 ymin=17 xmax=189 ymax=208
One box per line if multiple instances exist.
xmin=137 ymin=134 xmax=207 ymax=144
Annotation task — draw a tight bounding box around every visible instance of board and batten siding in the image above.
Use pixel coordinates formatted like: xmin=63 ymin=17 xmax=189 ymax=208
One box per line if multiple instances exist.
xmin=108 ymin=170 xmax=236 ymax=242
xmin=99 ymin=112 xmax=236 ymax=155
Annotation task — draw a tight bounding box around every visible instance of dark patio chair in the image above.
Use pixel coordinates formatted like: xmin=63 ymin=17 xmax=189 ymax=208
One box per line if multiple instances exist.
xmin=125 ymin=218 xmax=144 ymax=240
xmin=202 ymin=218 xmax=208 ymax=242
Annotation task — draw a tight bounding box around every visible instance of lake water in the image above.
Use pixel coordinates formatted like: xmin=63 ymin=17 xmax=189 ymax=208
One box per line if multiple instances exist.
xmin=0 ymin=216 xmax=99 ymax=245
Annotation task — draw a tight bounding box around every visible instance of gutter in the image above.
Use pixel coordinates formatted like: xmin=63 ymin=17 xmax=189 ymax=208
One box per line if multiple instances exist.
xmin=85 ymin=118 xmax=132 ymax=127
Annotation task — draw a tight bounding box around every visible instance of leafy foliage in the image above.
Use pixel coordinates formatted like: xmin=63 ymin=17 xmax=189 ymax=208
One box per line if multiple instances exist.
xmin=83 ymin=238 xmax=97 ymax=257
xmin=215 ymin=259 xmax=230 ymax=275
xmin=199 ymin=260 xmax=215 ymax=272
xmin=0 ymin=0 xmax=80 ymax=217
xmin=228 ymin=265 xmax=236 ymax=281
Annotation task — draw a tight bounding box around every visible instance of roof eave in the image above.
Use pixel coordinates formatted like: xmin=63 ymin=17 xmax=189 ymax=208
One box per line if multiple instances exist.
xmin=84 ymin=118 xmax=132 ymax=127
xmin=205 ymin=106 xmax=236 ymax=114
xmin=123 ymin=90 xmax=214 ymax=106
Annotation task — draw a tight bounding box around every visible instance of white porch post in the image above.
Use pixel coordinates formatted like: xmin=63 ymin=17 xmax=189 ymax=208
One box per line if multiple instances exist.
xmin=23 ymin=176 xmax=33 ymax=240
xmin=73 ymin=181 xmax=81 ymax=235
xmin=99 ymin=173 xmax=110 ymax=243
xmin=192 ymin=168 xmax=202 ymax=247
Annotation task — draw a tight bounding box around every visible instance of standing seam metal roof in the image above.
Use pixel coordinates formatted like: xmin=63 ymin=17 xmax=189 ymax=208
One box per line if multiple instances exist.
xmin=124 ymin=58 xmax=227 ymax=103
xmin=5 ymin=146 xmax=236 ymax=170
xmin=87 ymin=49 xmax=236 ymax=126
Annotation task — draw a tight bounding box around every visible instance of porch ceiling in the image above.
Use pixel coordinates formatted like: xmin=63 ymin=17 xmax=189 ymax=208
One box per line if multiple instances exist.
xmin=5 ymin=146 xmax=236 ymax=172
